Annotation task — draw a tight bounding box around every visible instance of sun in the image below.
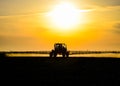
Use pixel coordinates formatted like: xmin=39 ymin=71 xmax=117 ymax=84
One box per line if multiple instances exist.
xmin=47 ymin=2 xmax=81 ymax=32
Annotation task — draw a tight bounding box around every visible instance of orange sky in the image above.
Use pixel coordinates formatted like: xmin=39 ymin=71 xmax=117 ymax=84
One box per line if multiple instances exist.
xmin=0 ymin=0 xmax=120 ymax=51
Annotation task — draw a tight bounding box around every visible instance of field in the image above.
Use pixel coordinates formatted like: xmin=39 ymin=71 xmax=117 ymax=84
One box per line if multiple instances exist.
xmin=1 ymin=55 xmax=120 ymax=85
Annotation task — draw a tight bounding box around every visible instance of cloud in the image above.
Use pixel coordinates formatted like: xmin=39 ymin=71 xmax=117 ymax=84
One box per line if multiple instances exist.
xmin=104 ymin=0 xmax=120 ymax=6
xmin=0 ymin=11 xmax=46 ymax=19
xmin=74 ymin=0 xmax=120 ymax=12
xmin=115 ymin=23 xmax=120 ymax=29
xmin=87 ymin=5 xmax=120 ymax=12
xmin=0 ymin=34 xmax=42 ymax=50
xmin=113 ymin=23 xmax=120 ymax=33
xmin=89 ymin=0 xmax=120 ymax=6
xmin=75 ymin=2 xmax=120 ymax=13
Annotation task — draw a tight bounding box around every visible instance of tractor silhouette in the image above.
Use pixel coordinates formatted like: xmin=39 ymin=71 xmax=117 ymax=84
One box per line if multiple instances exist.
xmin=50 ymin=43 xmax=69 ymax=57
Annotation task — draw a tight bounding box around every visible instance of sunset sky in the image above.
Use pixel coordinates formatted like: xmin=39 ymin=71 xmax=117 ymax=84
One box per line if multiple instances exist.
xmin=0 ymin=0 xmax=120 ymax=51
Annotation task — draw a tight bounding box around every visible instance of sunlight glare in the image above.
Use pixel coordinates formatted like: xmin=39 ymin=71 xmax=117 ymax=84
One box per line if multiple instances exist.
xmin=47 ymin=2 xmax=81 ymax=32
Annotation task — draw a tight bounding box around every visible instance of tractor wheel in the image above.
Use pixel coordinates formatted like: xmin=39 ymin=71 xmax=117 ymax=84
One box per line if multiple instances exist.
xmin=66 ymin=54 xmax=69 ymax=57
xmin=50 ymin=52 xmax=53 ymax=57
xmin=66 ymin=52 xmax=69 ymax=57
xmin=62 ymin=53 xmax=65 ymax=57
xmin=50 ymin=50 xmax=55 ymax=57
xmin=54 ymin=52 xmax=57 ymax=57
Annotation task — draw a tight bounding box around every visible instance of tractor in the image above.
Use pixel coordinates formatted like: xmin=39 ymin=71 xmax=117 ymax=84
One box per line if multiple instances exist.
xmin=50 ymin=43 xmax=69 ymax=57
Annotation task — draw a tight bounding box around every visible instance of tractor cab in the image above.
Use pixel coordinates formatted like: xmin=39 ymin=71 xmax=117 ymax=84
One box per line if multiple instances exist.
xmin=54 ymin=43 xmax=67 ymax=53
xmin=50 ymin=43 xmax=69 ymax=57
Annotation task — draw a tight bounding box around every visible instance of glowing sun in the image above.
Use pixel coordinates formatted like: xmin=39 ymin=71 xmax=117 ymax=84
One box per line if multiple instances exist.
xmin=48 ymin=2 xmax=81 ymax=31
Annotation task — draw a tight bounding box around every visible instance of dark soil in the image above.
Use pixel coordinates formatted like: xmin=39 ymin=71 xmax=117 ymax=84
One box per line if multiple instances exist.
xmin=1 ymin=56 xmax=120 ymax=85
